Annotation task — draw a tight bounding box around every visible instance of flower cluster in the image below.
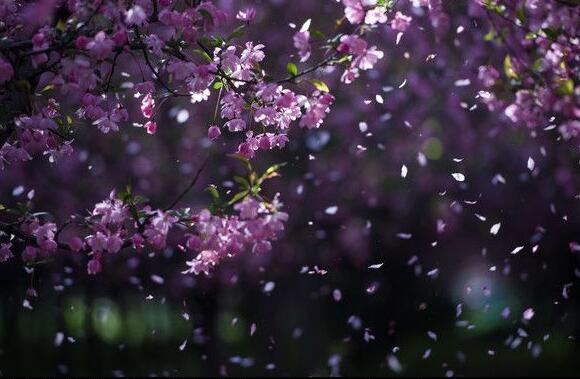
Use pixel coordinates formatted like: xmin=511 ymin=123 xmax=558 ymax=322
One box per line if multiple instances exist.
xmin=0 ymin=185 xmax=287 ymax=279
xmin=183 ymin=196 xmax=288 ymax=275
xmin=476 ymin=0 xmax=579 ymax=138
xmin=0 ymin=0 xmax=397 ymax=170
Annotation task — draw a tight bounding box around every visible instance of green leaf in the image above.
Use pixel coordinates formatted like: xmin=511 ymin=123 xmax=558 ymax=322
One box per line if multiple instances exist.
xmin=259 ymin=162 xmax=287 ymax=183
xmin=226 ymin=25 xmax=246 ymax=42
xmin=56 ymin=19 xmax=67 ymax=33
xmin=133 ymin=195 xmax=150 ymax=205
xmin=484 ymin=28 xmax=496 ymax=41
xmin=557 ymin=78 xmax=574 ymax=96
xmin=193 ymin=48 xmax=213 ymax=63
xmin=311 ymin=30 xmax=326 ymax=40
xmin=213 ymin=81 xmax=223 ymax=89
xmin=227 ymin=190 xmax=249 ymax=206
xmin=205 ymin=185 xmax=221 ymax=202
xmin=541 ymin=28 xmax=561 ymax=40
xmin=38 ymin=84 xmax=55 ymax=94
xmin=117 ymin=190 xmax=130 ymax=203
xmin=286 ymin=62 xmax=298 ymax=77
xmin=234 ymin=176 xmax=250 ymax=189
xmin=503 ymin=55 xmax=519 ymax=80
xmin=309 ymin=79 xmax=330 ymax=93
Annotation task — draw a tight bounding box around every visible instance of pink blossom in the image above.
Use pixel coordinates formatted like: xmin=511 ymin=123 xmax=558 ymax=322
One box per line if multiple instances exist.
xmin=86 ymin=31 xmax=114 ymax=60
xmin=184 ymin=250 xmax=220 ymax=275
xmin=391 ymin=12 xmax=412 ymax=32
xmin=21 ymin=246 xmax=37 ymax=263
xmin=234 ymin=197 xmax=260 ymax=220
xmin=236 ymin=7 xmax=256 ymax=23
xmin=293 ymin=31 xmax=311 ymax=62
xmin=0 ymin=243 xmax=13 ymax=262
xmin=343 ymin=0 xmax=365 ymax=24
xmin=125 ymin=5 xmax=147 ymax=26
xmin=68 ymin=236 xmax=84 ymax=252
xmin=87 ymin=257 xmax=102 ymax=275
xmin=143 ymin=211 xmax=178 ymax=250
xmin=75 ymin=35 xmax=90 ymax=50
xmin=183 ymin=26 xmax=198 ymax=44
xmin=106 ymin=233 xmax=123 ymax=253
xmin=31 ymin=221 xmax=57 ymax=253
xmin=197 ymin=2 xmax=228 ymax=31
xmin=145 ymin=34 xmax=164 ymax=55
xmin=225 ymin=118 xmax=246 ymax=132
xmin=31 ymin=32 xmax=49 ymax=68
xmin=478 ymin=65 xmax=500 ymax=87
xmin=112 ymin=28 xmax=128 ymax=46
xmin=300 ymin=92 xmax=335 ymax=129
xmin=141 ymin=93 xmax=155 ymax=118
xmin=240 ymin=42 xmax=265 ymax=66
xmin=86 ymin=232 xmax=108 ymax=253
xmin=365 ymin=6 xmax=388 ymax=25
xmin=144 ymin=121 xmax=157 ymax=135
xmin=221 ymin=93 xmax=245 ymax=119
xmin=208 ymin=125 xmax=221 ymax=140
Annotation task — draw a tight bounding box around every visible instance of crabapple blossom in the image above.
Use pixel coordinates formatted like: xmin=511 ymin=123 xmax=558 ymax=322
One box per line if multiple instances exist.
xmin=0 ymin=0 xmax=577 ymax=287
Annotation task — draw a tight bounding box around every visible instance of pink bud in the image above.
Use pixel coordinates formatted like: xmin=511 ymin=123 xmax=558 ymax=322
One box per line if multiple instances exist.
xmin=75 ymin=35 xmax=90 ymax=50
xmin=144 ymin=121 xmax=157 ymax=134
xmin=22 ymin=246 xmax=37 ymax=263
xmin=68 ymin=236 xmax=84 ymax=252
xmin=132 ymin=234 xmax=145 ymax=251
xmin=112 ymin=28 xmax=128 ymax=46
xmin=258 ymin=135 xmax=271 ymax=150
xmin=87 ymin=258 xmax=102 ymax=275
xmin=208 ymin=125 xmax=221 ymax=140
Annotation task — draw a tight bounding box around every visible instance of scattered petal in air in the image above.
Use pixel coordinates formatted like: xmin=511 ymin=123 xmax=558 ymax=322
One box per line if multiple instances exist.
xmin=490 ymin=223 xmax=501 ymax=235
xmin=368 ymin=263 xmax=384 ymax=270
xmin=359 ymin=121 xmax=368 ymax=133
xmin=325 ymin=206 xmax=338 ymax=215
xmin=451 ymin=173 xmax=465 ymax=182
xmin=454 ymin=79 xmax=471 ymax=87
xmin=527 ymin=157 xmax=535 ymax=171
xmin=510 ymin=246 xmax=524 ymax=255
xmin=54 ymin=332 xmax=65 ymax=347
xmin=387 ymin=355 xmax=403 ymax=373
xmin=522 ymin=308 xmax=535 ymax=321
xmin=263 ymin=281 xmax=276 ymax=293
xmin=396 ymin=32 xmax=403 ymax=45
xmin=401 ymin=165 xmax=408 ymax=178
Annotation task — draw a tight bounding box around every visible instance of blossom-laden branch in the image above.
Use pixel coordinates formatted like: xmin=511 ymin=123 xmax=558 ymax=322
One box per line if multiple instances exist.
xmin=0 ymin=156 xmax=288 ymax=291
xmin=0 ymin=0 xmax=404 ymax=284
xmin=1 ymin=0 xmax=577 ymax=289
xmin=0 ymin=0 xmax=396 ymax=168
xmin=476 ymin=0 xmax=578 ymax=137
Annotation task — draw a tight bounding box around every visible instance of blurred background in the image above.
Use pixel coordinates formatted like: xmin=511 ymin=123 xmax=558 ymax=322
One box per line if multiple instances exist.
xmin=1 ymin=0 xmax=579 ymax=376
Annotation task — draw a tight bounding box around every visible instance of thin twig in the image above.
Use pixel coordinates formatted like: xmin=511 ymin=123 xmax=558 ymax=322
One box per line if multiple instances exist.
xmin=164 ymin=157 xmax=209 ymax=211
